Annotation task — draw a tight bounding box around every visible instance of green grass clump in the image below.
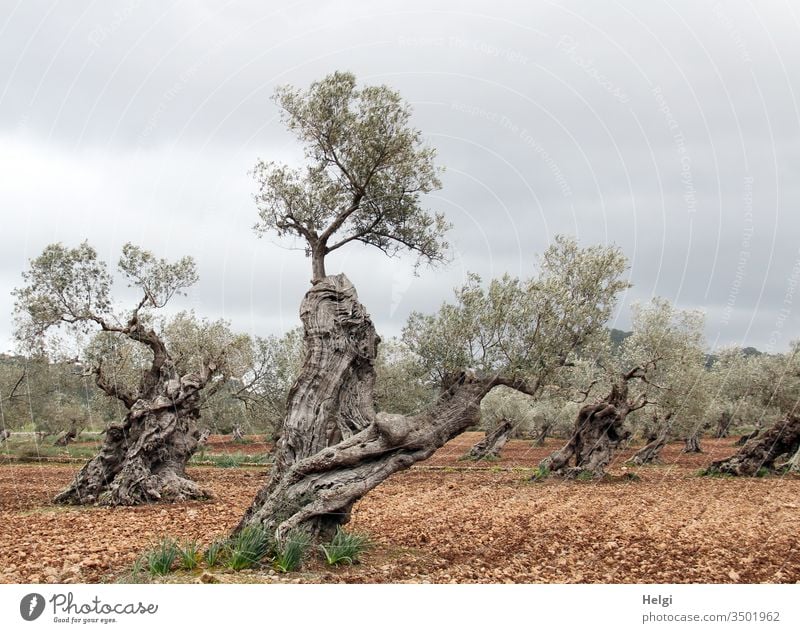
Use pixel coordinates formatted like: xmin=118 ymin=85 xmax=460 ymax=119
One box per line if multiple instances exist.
xmin=319 ymin=528 xmax=371 ymax=566
xmin=575 ymin=469 xmax=594 ymax=481
xmin=141 ymin=538 xmax=180 ymax=576
xmin=531 ymin=464 xmax=550 ymax=481
xmin=273 ymin=531 xmax=310 ymax=573
xmin=177 ymin=539 xmax=201 ymax=571
xmin=204 ymin=538 xmax=230 ymax=567
xmin=227 ymin=525 xmax=274 ymax=571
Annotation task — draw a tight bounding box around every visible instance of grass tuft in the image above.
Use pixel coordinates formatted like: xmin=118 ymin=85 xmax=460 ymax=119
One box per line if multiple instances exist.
xmin=204 ymin=538 xmax=230 ymax=567
xmin=273 ymin=531 xmax=310 ymax=573
xmin=227 ymin=525 xmax=274 ymax=571
xmin=141 ymin=537 xmax=179 ymax=576
xmin=319 ymin=527 xmax=371 ymax=566
xmin=177 ymin=539 xmax=201 ymax=571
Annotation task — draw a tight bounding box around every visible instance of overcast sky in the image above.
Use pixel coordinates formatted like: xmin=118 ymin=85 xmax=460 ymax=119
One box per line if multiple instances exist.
xmin=2 ymin=0 xmax=799 ymax=353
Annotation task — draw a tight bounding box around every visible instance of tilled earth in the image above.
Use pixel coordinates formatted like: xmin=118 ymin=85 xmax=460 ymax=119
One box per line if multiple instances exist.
xmin=0 ymin=435 xmax=798 ymax=584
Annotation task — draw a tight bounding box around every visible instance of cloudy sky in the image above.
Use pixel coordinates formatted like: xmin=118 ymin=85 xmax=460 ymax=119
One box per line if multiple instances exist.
xmin=1 ymin=0 xmax=799 ymax=353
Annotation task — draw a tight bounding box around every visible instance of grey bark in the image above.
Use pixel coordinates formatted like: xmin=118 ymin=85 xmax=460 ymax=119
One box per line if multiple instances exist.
xmin=707 ymin=414 xmax=800 ymax=476
xmin=235 ymin=274 xmax=507 ymax=543
xmin=538 ymin=377 xmax=638 ymax=479
xmin=464 ymin=418 xmax=515 ymax=460
xmin=534 ymin=420 xmax=552 ymax=446
xmin=0 ymin=429 xmax=10 ymax=443
xmin=683 ymin=434 xmax=702 ymax=453
xmin=54 ymin=321 xmax=217 ymax=505
xmin=630 ymin=425 xmax=669 ymax=465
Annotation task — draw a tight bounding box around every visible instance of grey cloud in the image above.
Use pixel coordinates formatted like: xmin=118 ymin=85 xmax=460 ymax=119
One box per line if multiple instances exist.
xmin=2 ymin=0 xmax=800 ymax=352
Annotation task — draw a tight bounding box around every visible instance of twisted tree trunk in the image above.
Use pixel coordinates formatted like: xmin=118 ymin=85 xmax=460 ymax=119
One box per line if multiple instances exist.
xmin=54 ymin=322 xmax=218 ymax=505
xmin=630 ymin=426 xmax=669 ymax=465
xmin=464 ymin=418 xmax=515 ymax=460
xmin=538 ymin=380 xmax=636 ymax=479
xmin=236 ymin=274 xmax=504 ymax=542
xmin=707 ymin=415 xmax=800 ymax=476
xmin=683 ymin=433 xmax=702 ymax=453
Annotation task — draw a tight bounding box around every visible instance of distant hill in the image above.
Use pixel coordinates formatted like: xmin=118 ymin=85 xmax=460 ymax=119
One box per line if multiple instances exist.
xmin=610 ymin=328 xmax=631 ymax=348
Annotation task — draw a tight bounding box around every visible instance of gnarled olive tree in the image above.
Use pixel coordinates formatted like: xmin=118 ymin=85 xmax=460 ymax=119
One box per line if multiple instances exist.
xmin=13 ymin=242 xmax=244 ymax=505
xmin=239 ymin=71 xmax=449 ymax=539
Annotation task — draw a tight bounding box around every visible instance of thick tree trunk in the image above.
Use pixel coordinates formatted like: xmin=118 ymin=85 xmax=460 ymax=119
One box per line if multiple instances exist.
xmin=534 ymin=421 xmax=551 ymax=446
xmin=538 ymin=382 xmax=634 ymax=479
xmin=54 ymin=331 xmax=218 ymax=506
xmin=237 ymin=372 xmax=492 ymax=542
xmin=735 ymin=429 xmax=759 ymax=446
xmin=715 ymin=411 xmax=732 ymax=438
xmin=235 ymin=274 xmax=504 ymax=542
xmin=464 ymin=418 xmax=515 ymax=460
xmin=707 ymin=415 xmax=800 ymax=476
xmin=683 ymin=434 xmax=702 ymax=453
xmin=237 ymin=275 xmax=379 ymax=539
xmin=630 ymin=427 xmax=669 ymax=465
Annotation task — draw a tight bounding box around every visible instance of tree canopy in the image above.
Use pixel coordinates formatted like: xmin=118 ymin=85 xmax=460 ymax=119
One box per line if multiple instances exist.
xmin=253 ymin=71 xmax=449 ymax=281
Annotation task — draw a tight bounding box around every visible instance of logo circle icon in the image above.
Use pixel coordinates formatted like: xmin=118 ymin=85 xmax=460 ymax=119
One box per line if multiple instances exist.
xmin=20 ymin=593 xmax=45 ymax=621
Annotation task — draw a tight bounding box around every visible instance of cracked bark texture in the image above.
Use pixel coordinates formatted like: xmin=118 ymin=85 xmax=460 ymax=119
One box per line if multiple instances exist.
xmin=538 ymin=380 xmax=635 ymax=479
xmin=464 ymin=418 xmax=515 ymax=460
xmin=707 ymin=415 xmax=800 ymax=476
xmin=236 ymin=274 xmax=497 ymax=542
xmin=54 ymin=322 xmax=216 ymax=506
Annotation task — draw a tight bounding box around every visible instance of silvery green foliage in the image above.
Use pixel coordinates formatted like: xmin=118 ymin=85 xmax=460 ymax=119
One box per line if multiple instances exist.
xmin=620 ymin=297 xmax=710 ymax=438
xmin=403 ymin=235 xmax=630 ymax=391
xmin=13 ymin=241 xmax=197 ymax=353
xmin=707 ymin=342 xmax=800 ymax=431
xmin=253 ymin=71 xmax=449 ymax=274
xmin=374 ymin=337 xmax=435 ymax=415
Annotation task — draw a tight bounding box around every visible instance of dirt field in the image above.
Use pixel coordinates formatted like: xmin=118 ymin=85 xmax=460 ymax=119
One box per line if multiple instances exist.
xmin=0 ymin=435 xmax=798 ymax=584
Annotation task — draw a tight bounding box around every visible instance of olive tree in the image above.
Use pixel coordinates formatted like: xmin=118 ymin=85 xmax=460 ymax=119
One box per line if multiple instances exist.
xmin=236 ymin=231 xmax=629 ymax=540
xmin=13 ymin=242 xmax=245 ymax=505
xmin=253 ymin=70 xmax=448 ymax=282
xmin=238 ymin=72 xmax=450 ymax=540
xmin=623 ymin=298 xmax=709 ymax=464
xmin=708 ymin=341 xmax=800 ymax=475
